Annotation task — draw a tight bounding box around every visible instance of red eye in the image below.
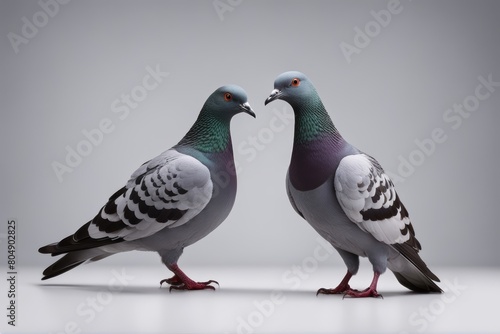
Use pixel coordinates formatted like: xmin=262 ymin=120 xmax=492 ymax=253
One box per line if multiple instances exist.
xmin=291 ymin=78 xmax=300 ymax=87
xmin=224 ymin=93 xmax=232 ymax=101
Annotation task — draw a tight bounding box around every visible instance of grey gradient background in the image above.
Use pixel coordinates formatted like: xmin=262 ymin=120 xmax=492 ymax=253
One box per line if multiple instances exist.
xmin=1 ymin=0 xmax=500 ymax=273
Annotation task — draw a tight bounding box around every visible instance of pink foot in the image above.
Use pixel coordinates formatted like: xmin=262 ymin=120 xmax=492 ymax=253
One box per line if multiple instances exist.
xmin=343 ymin=272 xmax=383 ymax=299
xmin=164 ymin=279 xmax=219 ymax=291
xmin=317 ymin=271 xmax=353 ymax=295
xmin=160 ymin=264 xmax=219 ymax=292
xmin=343 ymin=287 xmax=383 ymax=298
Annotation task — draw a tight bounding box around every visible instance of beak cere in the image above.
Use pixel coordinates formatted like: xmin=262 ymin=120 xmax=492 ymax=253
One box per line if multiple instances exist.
xmin=265 ymin=89 xmax=281 ymax=105
xmin=240 ymin=102 xmax=256 ymax=118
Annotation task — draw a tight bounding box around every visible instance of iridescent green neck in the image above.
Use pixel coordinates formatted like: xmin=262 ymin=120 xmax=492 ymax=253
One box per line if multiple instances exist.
xmin=292 ymin=93 xmax=339 ymax=145
xmin=177 ymin=109 xmax=231 ymax=153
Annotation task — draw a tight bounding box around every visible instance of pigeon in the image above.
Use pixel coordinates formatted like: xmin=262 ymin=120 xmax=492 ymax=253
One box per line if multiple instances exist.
xmin=39 ymin=85 xmax=255 ymax=290
xmin=265 ymin=71 xmax=441 ymax=297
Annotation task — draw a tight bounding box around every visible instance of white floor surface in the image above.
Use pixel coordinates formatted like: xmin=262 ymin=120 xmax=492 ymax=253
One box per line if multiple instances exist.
xmin=1 ymin=266 xmax=498 ymax=333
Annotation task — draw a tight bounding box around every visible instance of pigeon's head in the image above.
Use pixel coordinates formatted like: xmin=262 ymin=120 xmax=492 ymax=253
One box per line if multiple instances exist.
xmin=265 ymin=71 xmax=316 ymax=107
xmin=204 ymin=85 xmax=255 ymax=119
xmin=178 ymin=85 xmax=254 ymax=151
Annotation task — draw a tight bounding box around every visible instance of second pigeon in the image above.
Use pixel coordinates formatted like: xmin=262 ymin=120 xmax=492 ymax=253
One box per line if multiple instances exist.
xmin=265 ymin=71 xmax=441 ymax=297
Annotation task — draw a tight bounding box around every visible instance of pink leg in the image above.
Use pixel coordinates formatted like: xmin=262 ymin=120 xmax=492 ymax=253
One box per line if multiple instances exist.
xmin=160 ymin=264 xmax=219 ymax=291
xmin=343 ymin=272 xmax=383 ymax=298
xmin=317 ymin=271 xmax=354 ymax=295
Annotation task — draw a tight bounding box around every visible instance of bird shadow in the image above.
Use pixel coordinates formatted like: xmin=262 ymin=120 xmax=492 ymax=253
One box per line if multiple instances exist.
xmin=37 ymin=283 xmax=303 ymax=296
xmin=38 ymin=282 xmax=165 ymax=295
xmin=37 ymin=282 xmax=421 ymax=298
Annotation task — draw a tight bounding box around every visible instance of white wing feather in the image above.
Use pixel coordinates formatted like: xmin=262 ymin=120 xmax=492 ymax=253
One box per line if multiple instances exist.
xmin=88 ymin=149 xmax=213 ymax=241
xmin=334 ymin=154 xmax=411 ymax=245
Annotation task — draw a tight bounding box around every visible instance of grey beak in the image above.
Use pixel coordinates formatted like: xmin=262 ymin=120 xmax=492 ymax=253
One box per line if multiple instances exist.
xmin=265 ymin=89 xmax=281 ymax=105
xmin=240 ymin=102 xmax=256 ymax=118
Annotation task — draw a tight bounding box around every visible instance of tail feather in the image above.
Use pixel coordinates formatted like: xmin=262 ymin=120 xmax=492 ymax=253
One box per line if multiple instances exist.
xmin=39 ymin=222 xmax=123 ymax=256
xmin=392 ymin=270 xmax=442 ymax=293
xmin=39 ymin=221 xmax=123 ymax=280
xmin=390 ymin=243 xmax=442 ymax=293
xmin=41 ymin=248 xmax=111 ymax=280
xmin=392 ymin=243 xmax=440 ymax=282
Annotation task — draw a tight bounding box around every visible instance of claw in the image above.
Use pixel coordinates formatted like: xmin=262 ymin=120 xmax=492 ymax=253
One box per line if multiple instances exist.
xmin=160 ymin=275 xmax=183 ymax=287
xmin=201 ymin=279 xmax=220 ymax=287
xmin=341 ymin=272 xmax=383 ymax=299
xmin=168 ymin=281 xmax=217 ymax=292
xmin=343 ymin=288 xmax=383 ymax=299
xmin=316 ymin=271 xmax=353 ymax=296
xmin=317 ymin=271 xmax=383 ymax=298
xmin=160 ymin=264 xmax=219 ymax=291
xmin=316 ymin=286 xmax=352 ymax=296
